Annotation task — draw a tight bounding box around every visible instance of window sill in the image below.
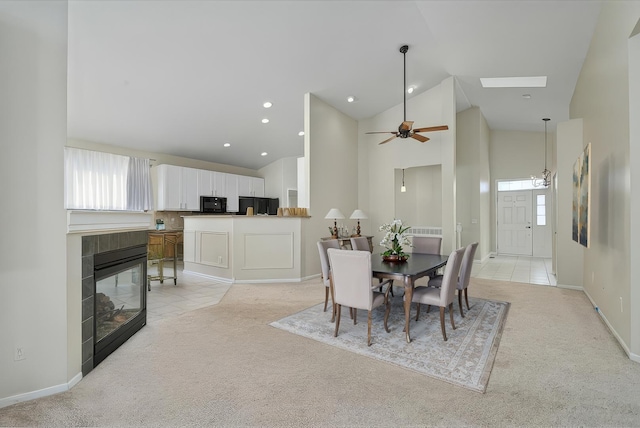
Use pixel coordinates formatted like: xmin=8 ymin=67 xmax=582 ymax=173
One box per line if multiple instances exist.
xmin=67 ymin=210 xmax=154 ymax=234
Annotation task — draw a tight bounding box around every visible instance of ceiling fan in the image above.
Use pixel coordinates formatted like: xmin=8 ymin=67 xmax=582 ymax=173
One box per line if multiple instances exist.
xmin=366 ymin=45 xmax=448 ymax=145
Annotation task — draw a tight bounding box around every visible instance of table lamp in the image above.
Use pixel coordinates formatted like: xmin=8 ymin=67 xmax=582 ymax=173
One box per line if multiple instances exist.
xmin=324 ymin=208 xmax=345 ymax=238
xmin=349 ymin=209 xmax=368 ymax=237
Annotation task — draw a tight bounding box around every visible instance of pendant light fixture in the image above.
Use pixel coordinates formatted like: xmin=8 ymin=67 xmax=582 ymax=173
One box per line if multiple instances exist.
xmin=401 ymin=169 xmax=407 ymax=192
xmin=532 ymin=118 xmax=551 ymax=187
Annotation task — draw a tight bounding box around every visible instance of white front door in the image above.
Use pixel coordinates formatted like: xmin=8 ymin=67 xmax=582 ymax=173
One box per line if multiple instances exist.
xmin=497 ymin=190 xmax=533 ymax=255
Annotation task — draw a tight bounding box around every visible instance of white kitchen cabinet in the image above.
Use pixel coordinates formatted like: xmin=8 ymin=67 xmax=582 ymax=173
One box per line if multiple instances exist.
xmin=197 ymin=170 xmax=227 ymax=197
xmin=237 ymin=175 xmax=264 ymax=197
xmin=157 ymin=164 xmax=200 ymax=211
xmin=225 ymin=174 xmax=239 ymax=212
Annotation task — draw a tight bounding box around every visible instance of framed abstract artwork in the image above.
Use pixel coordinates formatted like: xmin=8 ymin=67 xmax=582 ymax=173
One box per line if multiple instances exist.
xmin=572 ymin=143 xmax=591 ymax=248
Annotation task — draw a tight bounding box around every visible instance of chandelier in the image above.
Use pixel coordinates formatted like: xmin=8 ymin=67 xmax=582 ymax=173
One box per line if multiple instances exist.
xmin=532 ymin=118 xmax=551 ymax=187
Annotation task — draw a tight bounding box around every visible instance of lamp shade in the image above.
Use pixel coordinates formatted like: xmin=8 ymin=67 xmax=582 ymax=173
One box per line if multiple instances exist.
xmin=324 ymin=208 xmax=345 ymax=220
xmin=349 ymin=209 xmax=368 ymax=220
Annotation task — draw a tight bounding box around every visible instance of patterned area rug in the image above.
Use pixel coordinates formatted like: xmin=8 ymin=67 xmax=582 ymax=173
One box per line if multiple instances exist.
xmin=270 ymin=295 xmax=509 ymax=393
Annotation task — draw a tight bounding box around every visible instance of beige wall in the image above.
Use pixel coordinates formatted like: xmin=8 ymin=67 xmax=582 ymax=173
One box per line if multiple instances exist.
xmin=457 ymin=107 xmax=491 ymax=260
xmin=0 ymin=1 xmax=70 ymax=404
xmin=394 ymin=166 xmax=442 ymax=228
xmin=570 ymin=1 xmax=640 ymax=359
xmin=358 ymin=77 xmax=457 ymax=255
xmin=489 ymin=129 xmax=555 ymax=252
xmin=555 ymin=119 xmax=584 ymax=288
xmin=302 ymin=94 xmax=358 ymax=278
xmin=259 ymin=156 xmax=298 ymax=205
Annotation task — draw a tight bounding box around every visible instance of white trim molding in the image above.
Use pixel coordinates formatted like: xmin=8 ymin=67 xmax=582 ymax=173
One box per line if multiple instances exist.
xmin=583 ymin=289 xmax=638 ymax=363
xmin=0 ymin=372 xmax=82 ymax=409
xmin=67 ymin=210 xmax=153 ymax=233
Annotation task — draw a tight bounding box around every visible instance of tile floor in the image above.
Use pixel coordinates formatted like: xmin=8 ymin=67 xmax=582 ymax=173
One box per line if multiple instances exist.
xmin=145 ymin=262 xmax=232 ymax=324
xmin=144 ymin=254 xmax=556 ymax=323
xmin=471 ymin=255 xmax=557 ymax=286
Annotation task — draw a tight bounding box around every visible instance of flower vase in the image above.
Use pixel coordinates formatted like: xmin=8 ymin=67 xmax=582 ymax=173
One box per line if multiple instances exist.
xmin=382 ymin=254 xmax=407 ymax=263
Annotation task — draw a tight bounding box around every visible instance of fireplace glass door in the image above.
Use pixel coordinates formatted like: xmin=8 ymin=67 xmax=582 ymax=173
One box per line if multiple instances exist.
xmin=94 ymin=244 xmax=147 ymax=366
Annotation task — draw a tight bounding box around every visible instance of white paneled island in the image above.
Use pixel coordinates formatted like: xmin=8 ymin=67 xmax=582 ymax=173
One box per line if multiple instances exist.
xmin=183 ymin=215 xmax=303 ymax=283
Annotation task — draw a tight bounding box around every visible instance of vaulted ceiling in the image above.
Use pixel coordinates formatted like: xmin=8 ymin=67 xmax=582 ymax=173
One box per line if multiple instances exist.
xmin=67 ymin=1 xmax=602 ymax=170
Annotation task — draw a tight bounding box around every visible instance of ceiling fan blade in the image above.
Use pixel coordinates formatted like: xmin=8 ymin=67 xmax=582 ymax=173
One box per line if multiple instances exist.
xmin=412 ymin=125 xmax=449 ymax=133
xmin=400 ymin=121 xmax=414 ymax=131
xmin=379 ymin=135 xmax=398 ymax=145
xmin=411 ymin=133 xmax=429 ymax=143
xmin=366 ymin=131 xmax=396 ymax=134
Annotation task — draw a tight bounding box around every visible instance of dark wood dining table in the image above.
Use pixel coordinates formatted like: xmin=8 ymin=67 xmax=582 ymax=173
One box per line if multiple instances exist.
xmin=371 ymin=253 xmax=449 ymax=343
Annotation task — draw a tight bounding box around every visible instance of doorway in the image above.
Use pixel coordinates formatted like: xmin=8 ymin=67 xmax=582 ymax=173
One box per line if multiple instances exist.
xmin=496 ymin=180 xmax=552 ymax=257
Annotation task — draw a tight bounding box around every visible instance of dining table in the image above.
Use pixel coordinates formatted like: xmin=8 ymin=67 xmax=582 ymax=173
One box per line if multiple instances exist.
xmin=371 ymin=253 xmax=449 ymax=343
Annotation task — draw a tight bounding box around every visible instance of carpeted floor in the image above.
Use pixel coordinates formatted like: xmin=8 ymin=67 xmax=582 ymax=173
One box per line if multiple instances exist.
xmin=271 ymin=296 xmax=509 ymax=392
xmin=1 ymin=277 xmax=640 ymax=427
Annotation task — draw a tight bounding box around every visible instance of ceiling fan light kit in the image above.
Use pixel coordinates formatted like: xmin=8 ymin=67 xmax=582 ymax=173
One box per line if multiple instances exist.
xmin=366 ymin=44 xmax=448 ymax=145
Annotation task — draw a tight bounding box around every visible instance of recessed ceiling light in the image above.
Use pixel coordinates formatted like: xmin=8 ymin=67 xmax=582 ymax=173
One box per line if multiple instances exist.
xmin=263 ymin=102 xmax=272 ymax=108
xmin=298 ymin=131 xmax=304 ymax=136
xmin=480 ymin=76 xmax=547 ymax=88
xmin=261 ymin=152 xmax=268 ymax=157
xmin=407 ymin=86 xmax=415 ymax=94
xmin=261 ymin=118 xmax=269 ymax=124
xmin=223 ymin=143 xmax=231 ymax=147
xmin=347 ymin=95 xmax=357 ymax=103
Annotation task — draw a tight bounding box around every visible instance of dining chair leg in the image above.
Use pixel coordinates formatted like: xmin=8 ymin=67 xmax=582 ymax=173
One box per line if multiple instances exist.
xmin=330 ymin=278 xmax=336 ymax=323
xmin=415 ymin=303 xmax=421 ymax=321
xmin=367 ymin=312 xmax=373 ymax=346
xmin=324 ymin=286 xmax=329 ymax=312
xmin=353 ymin=308 xmax=357 ymax=325
xmin=334 ymin=304 xmax=342 ymax=337
xmin=384 ymin=300 xmax=390 ymax=333
xmin=464 ymin=288 xmax=470 ymax=310
xmin=458 ymin=291 xmax=465 ymax=318
xmin=449 ymin=303 xmax=456 ymax=330
xmin=439 ymin=306 xmax=447 ymax=341
xmin=426 ymin=305 xmax=431 ymax=313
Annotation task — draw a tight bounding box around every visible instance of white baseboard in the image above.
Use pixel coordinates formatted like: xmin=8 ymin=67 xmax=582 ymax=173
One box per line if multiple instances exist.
xmin=182 ymin=269 xmax=321 ymax=284
xmin=556 ymin=283 xmax=584 ymax=291
xmin=583 ymin=289 xmax=637 ymax=363
xmin=181 ymin=270 xmax=233 ymax=284
xmin=0 ymin=372 xmax=82 ymax=409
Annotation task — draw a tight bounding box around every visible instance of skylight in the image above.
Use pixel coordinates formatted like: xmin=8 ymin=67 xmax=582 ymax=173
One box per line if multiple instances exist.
xmin=480 ymin=76 xmax=547 ymax=88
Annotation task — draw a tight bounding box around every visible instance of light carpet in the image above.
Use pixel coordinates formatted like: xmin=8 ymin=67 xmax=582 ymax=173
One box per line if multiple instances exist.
xmin=270 ymin=295 xmax=509 ymax=393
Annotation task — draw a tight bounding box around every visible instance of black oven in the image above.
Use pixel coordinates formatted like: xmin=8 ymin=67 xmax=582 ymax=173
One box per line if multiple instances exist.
xmin=200 ymin=196 xmax=227 ymax=213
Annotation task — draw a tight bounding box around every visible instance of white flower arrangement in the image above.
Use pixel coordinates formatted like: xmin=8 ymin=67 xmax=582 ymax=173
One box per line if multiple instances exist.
xmin=379 ymin=219 xmax=412 ymax=257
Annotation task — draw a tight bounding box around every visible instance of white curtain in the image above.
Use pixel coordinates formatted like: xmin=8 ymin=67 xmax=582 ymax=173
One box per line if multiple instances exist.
xmin=64 ymin=147 xmax=153 ymax=211
xmin=126 ymin=156 xmax=154 ymax=211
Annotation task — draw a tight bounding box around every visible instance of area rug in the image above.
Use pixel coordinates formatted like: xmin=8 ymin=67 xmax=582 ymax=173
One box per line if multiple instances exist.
xmin=270 ymin=295 xmax=509 ymax=393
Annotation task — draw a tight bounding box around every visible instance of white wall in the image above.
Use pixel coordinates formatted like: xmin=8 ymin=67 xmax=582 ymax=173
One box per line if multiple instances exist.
xmin=0 ymin=1 xmax=70 ymax=405
xmin=358 ymin=78 xmax=457 ymax=255
xmin=570 ymin=1 xmax=640 ymax=358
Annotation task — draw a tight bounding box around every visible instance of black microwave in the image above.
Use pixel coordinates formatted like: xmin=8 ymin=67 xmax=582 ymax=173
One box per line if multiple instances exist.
xmin=200 ymin=196 xmax=227 ymax=213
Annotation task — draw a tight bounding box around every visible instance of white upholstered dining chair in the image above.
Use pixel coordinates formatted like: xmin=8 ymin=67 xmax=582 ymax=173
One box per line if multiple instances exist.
xmin=349 ymin=236 xmax=371 ymax=252
xmin=408 ymin=246 xmax=465 ymax=341
xmin=428 ymin=242 xmax=478 ymax=317
xmin=327 ymin=249 xmax=392 ymax=346
xmin=317 ymin=240 xmax=340 ymax=314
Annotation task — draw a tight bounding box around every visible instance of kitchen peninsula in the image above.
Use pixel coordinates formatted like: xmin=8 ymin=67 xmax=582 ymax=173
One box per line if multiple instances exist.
xmin=183 ymin=215 xmax=304 ymax=283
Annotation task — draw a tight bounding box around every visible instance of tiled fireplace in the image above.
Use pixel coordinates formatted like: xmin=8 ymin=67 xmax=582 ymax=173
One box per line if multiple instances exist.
xmin=81 ymin=231 xmax=148 ymax=376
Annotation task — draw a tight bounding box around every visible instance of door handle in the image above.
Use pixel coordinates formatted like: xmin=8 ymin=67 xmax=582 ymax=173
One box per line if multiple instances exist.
xmin=525 ymin=226 xmax=531 ymax=229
